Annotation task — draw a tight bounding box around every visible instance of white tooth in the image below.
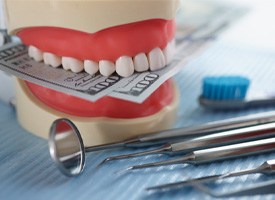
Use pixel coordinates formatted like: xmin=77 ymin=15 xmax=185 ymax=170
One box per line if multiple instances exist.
xmin=115 ymin=56 xmax=134 ymax=77
xmin=43 ymin=53 xmax=61 ymax=68
xmin=133 ymin=53 xmax=149 ymax=72
xmin=28 ymin=46 xmax=43 ymax=62
xmin=148 ymin=48 xmax=166 ymax=71
xmin=61 ymin=57 xmax=70 ymax=70
xmin=61 ymin=57 xmax=73 ymax=71
xmin=163 ymin=40 xmax=176 ymax=64
xmin=62 ymin=57 xmax=84 ymax=73
xmin=99 ymin=60 xmax=116 ymax=76
xmin=62 ymin=62 xmax=71 ymax=71
xmin=84 ymin=60 xmax=99 ymax=75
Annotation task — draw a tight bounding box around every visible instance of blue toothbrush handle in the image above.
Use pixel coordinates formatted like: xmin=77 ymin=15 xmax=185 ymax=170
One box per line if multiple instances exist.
xmin=199 ymin=96 xmax=275 ymax=110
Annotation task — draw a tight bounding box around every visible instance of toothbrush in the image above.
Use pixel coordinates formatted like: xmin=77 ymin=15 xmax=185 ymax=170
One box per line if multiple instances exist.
xmin=199 ymin=76 xmax=275 ymax=109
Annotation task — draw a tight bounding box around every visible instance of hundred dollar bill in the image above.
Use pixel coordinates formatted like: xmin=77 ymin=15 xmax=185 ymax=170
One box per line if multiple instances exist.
xmin=108 ymin=2 xmax=247 ymax=103
xmin=0 ymin=43 xmax=123 ymax=101
xmin=109 ymin=40 xmax=209 ymax=103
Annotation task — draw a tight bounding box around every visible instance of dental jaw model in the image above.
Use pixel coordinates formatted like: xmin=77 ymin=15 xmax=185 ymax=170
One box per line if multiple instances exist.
xmin=5 ymin=0 xmax=180 ymax=146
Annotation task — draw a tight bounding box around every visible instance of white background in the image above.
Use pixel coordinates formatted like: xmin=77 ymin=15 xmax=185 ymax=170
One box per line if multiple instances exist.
xmin=220 ymin=0 xmax=275 ymax=51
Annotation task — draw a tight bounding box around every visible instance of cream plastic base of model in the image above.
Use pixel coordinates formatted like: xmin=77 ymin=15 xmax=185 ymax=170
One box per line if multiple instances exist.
xmin=6 ymin=0 xmax=180 ymax=34
xmin=15 ymin=79 xmax=179 ymax=146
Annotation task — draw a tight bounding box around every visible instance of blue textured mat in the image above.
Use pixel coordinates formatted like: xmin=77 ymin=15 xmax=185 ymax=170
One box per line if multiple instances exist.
xmin=1 ymin=41 xmax=275 ymax=200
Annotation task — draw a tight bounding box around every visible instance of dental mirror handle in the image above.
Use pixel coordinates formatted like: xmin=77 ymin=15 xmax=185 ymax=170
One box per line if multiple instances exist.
xmin=66 ymin=111 xmax=275 ymax=152
xmin=79 ymin=111 xmax=275 ymax=152
xmin=137 ymin=111 xmax=275 ymax=145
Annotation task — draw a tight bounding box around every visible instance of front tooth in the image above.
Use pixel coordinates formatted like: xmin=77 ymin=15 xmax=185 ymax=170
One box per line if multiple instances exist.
xmin=116 ymin=56 xmax=134 ymax=77
xmin=43 ymin=53 xmax=61 ymax=68
xmin=28 ymin=46 xmax=43 ymax=62
xmin=62 ymin=57 xmax=84 ymax=73
xmin=148 ymin=48 xmax=166 ymax=71
xmin=163 ymin=40 xmax=176 ymax=64
xmin=134 ymin=53 xmax=149 ymax=72
xmin=99 ymin=60 xmax=116 ymax=76
xmin=84 ymin=60 xmax=99 ymax=75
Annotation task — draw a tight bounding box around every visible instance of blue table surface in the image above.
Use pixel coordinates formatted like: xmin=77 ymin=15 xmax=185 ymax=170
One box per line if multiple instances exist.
xmin=1 ymin=41 xmax=275 ymax=200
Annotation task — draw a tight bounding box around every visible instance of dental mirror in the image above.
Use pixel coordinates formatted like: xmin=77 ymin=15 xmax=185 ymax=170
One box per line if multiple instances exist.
xmin=49 ymin=118 xmax=85 ymax=176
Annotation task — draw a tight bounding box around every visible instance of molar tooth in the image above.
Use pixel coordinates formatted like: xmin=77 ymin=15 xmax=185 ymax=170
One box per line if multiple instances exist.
xmin=116 ymin=56 xmax=134 ymax=77
xmin=84 ymin=60 xmax=99 ymax=75
xmin=133 ymin=53 xmax=149 ymax=72
xmin=99 ymin=60 xmax=116 ymax=76
xmin=43 ymin=53 xmax=61 ymax=68
xmin=148 ymin=48 xmax=166 ymax=71
xmin=163 ymin=40 xmax=176 ymax=64
xmin=62 ymin=57 xmax=84 ymax=73
xmin=28 ymin=46 xmax=43 ymax=62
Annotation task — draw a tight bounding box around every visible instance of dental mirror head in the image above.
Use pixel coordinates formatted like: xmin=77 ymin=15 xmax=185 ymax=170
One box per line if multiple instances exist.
xmin=49 ymin=118 xmax=85 ymax=177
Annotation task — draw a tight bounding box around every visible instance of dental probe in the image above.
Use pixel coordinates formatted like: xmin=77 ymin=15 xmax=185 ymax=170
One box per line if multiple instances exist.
xmin=147 ymin=159 xmax=275 ymax=191
xmin=117 ymin=137 xmax=275 ymax=173
xmin=99 ymin=122 xmax=275 ymax=165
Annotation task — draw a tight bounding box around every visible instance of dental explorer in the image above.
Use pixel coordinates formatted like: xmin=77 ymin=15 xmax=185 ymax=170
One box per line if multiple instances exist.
xmin=147 ymin=159 xmax=275 ymax=191
xmin=99 ymin=122 xmax=275 ymax=165
xmin=117 ymin=137 xmax=275 ymax=173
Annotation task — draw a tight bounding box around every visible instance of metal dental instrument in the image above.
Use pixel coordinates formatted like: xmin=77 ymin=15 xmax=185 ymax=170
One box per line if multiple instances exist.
xmin=49 ymin=112 xmax=275 ymax=176
xmin=53 ymin=111 xmax=275 ymax=153
xmin=49 ymin=119 xmax=86 ymax=176
xmin=146 ymin=159 xmax=275 ymax=191
xmin=99 ymin=122 xmax=275 ymax=165
xmin=117 ymin=137 xmax=275 ymax=173
xmin=193 ymin=179 xmax=275 ymax=197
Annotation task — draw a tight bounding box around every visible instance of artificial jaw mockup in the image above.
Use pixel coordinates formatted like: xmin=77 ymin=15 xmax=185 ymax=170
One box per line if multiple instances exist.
xmin=5 ymin=0 xmax=180 ymax=146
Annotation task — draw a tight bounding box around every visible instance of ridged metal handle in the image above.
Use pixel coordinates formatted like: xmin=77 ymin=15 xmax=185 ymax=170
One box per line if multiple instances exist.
xmin=139 ymin=111 xmax=275 ymax=144
xmin=193 ymin=137 xmax=275 ymax=163
xmin=171 ymin=122 xmax=275 ymax=153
